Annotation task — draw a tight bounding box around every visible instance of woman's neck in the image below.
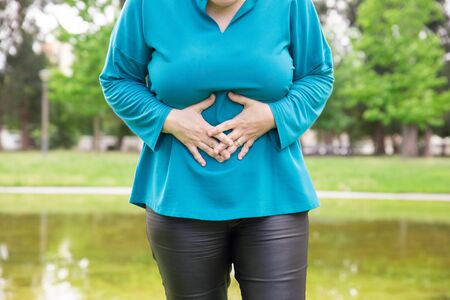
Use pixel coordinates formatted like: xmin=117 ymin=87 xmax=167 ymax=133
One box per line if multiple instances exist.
xmin=206 ymin=0 xmax=246 ymax=17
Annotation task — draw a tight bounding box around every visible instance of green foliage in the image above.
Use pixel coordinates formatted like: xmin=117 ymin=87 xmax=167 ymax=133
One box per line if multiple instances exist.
xmin=1 ymin=30 xmax=47 ymax=129
xmin=326 ymin=53 xmax=382 ymax=140
xmin=49 ymin=25 xmax=113 ymax=116
xmin=348 ymin=0 xmax=450 ymax=130
xmin=49 ymin=0 xmax=119 ymax=140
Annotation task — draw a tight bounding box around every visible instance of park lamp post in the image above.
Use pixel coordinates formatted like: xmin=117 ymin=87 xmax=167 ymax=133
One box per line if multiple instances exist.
xmin=39 ymin=69 xmax=50 ymax=156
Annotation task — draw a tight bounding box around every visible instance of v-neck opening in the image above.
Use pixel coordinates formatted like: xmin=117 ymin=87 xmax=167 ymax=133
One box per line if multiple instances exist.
xmin=196 ymin=0 xmax=256 ymax=35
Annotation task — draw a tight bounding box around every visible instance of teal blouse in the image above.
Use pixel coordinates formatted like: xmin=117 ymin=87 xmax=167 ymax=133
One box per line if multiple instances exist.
xmin=98 ymin=0 xmax=334 ymax=220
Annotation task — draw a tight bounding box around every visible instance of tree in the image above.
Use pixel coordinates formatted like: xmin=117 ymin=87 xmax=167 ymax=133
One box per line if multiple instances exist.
xmin=3 ymin=32 xmax=48 ymax=150
xmin=0 ymin=0 xmax=51 ymax=150
xmin=353 ymin=0 xmax=449 ymax=156
xmin=49 ymin=0 xmax=122 ymax=151
xmin=49 ymin=26 xmax=113 ymax=150
xmin=312 ymin=0 xmax=373 ymax=155
xmin=427 ymin=0 xmax=450 ymax=156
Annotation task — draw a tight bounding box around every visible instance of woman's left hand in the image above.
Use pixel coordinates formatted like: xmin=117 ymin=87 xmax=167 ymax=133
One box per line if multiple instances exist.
xmin=207 ymin=91 xmax=276 ymax=160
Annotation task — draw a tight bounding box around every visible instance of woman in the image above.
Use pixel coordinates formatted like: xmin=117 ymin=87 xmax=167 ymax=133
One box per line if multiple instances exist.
xmin=99 ymin=0 xmax=334 ymax=299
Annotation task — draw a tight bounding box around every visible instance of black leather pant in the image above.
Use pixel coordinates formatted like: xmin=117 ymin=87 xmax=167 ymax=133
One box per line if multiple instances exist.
xmin=145 ymin=207 xmax=309 ymax=300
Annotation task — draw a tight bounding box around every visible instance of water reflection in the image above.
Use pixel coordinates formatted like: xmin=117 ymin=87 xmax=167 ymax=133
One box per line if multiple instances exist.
xmin=0 ymin=213 xmax=448 ymax=300
xmin=308 ymin=219 xmax=450 ymax=299
xmin=36 ymin=238 xmax=88 ymax=300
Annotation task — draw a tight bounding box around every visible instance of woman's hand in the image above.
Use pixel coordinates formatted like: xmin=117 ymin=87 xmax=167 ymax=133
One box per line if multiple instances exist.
xmin=207 ymin=91 xmax=276 ymax=160
xmin=163 ymin=93 xmax=235 ymax=166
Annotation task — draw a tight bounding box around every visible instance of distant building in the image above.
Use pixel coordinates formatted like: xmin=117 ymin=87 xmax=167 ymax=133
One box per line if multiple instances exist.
xmin=2 ymin=124 xmax=449 ymax=155
xmin=76 ymin=135 xmax=143 ymax=152
xmin=0 ymin=128 xmax=21 ymax=151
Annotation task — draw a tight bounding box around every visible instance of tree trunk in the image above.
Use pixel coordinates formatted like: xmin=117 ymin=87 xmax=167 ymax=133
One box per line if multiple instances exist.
xmin=392 ymin=134 xmax=401 ymax=154
xmin=441 ymin=137 xmax=448 ymax=157
xmin=346 ymin=136 xmax=353 ymax=156
xmin=115 ymin=123 xmax=129 ymax=151
xmin=0 ymin=127 xmax=3 ymax=151
xmin=116 ymin=135 xmax=124 ymax=151
xmin=401 ymin=123 xmax=418 ymax=157
xmin=19 ymin=98 xmax=31 ymax=150
xmin=323 ymin=131 xmax=334 ymax=155
xmin=373 ymin=121 xmax=386 ymax=155
xmin=0 ymin=115 xmax=3 ymax=151
xmin=0 ymin=80 xmax=3 ymax=151
xmin=422 ymin=125 xmax=433 ymax=157
xmin=92 ymin=116 xmax=102 ymax=152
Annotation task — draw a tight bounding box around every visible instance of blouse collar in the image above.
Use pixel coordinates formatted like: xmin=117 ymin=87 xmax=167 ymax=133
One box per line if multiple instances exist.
xmin=193 ymin=0 xmax=257 ymax=28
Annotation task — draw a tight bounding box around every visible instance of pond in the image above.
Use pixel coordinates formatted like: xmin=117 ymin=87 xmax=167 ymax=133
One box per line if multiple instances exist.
xmin=0 ymin=213 xmax=448 ymax=300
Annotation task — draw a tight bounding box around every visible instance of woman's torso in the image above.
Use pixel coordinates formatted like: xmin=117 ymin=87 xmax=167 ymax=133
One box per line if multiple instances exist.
xmin=129 ymin=0 xmax=321 ymax=220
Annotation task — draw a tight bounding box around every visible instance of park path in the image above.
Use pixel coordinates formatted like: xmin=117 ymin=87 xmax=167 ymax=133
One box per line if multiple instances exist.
xmin=0 ymin=186 xmax=449 ymax=202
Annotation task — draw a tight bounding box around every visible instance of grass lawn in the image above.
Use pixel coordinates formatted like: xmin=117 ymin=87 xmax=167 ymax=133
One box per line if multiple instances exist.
xmin=0 ymin=150 xmax=449 ymax=193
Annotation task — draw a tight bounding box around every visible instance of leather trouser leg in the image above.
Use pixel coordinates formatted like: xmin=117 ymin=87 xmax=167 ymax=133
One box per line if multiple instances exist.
xmin=145 ymin=207 xmax=309 ymax=300
xmin=230 ymin=211 xmax=309 ymax=300
xmin=146 ymin=207 xmax=232 ymax=300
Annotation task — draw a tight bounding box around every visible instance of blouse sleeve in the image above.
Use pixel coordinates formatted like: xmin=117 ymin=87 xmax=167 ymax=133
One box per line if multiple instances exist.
xmin=267 ymin=0 xmax=334 ymax=151
xmin=98 ymin=0 xmax=173 ymax=152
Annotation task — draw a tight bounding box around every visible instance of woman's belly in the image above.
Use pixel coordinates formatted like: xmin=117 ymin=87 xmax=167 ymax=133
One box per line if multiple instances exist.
xmin=146 ymin=119 xmax=307 ymax=214
xmin=198 ymin=90 xmax=246 ymax=127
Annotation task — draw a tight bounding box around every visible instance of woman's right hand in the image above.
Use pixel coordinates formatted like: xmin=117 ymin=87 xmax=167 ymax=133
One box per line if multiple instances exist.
xmin=162 ymin=94 xmax=235 ymax=166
